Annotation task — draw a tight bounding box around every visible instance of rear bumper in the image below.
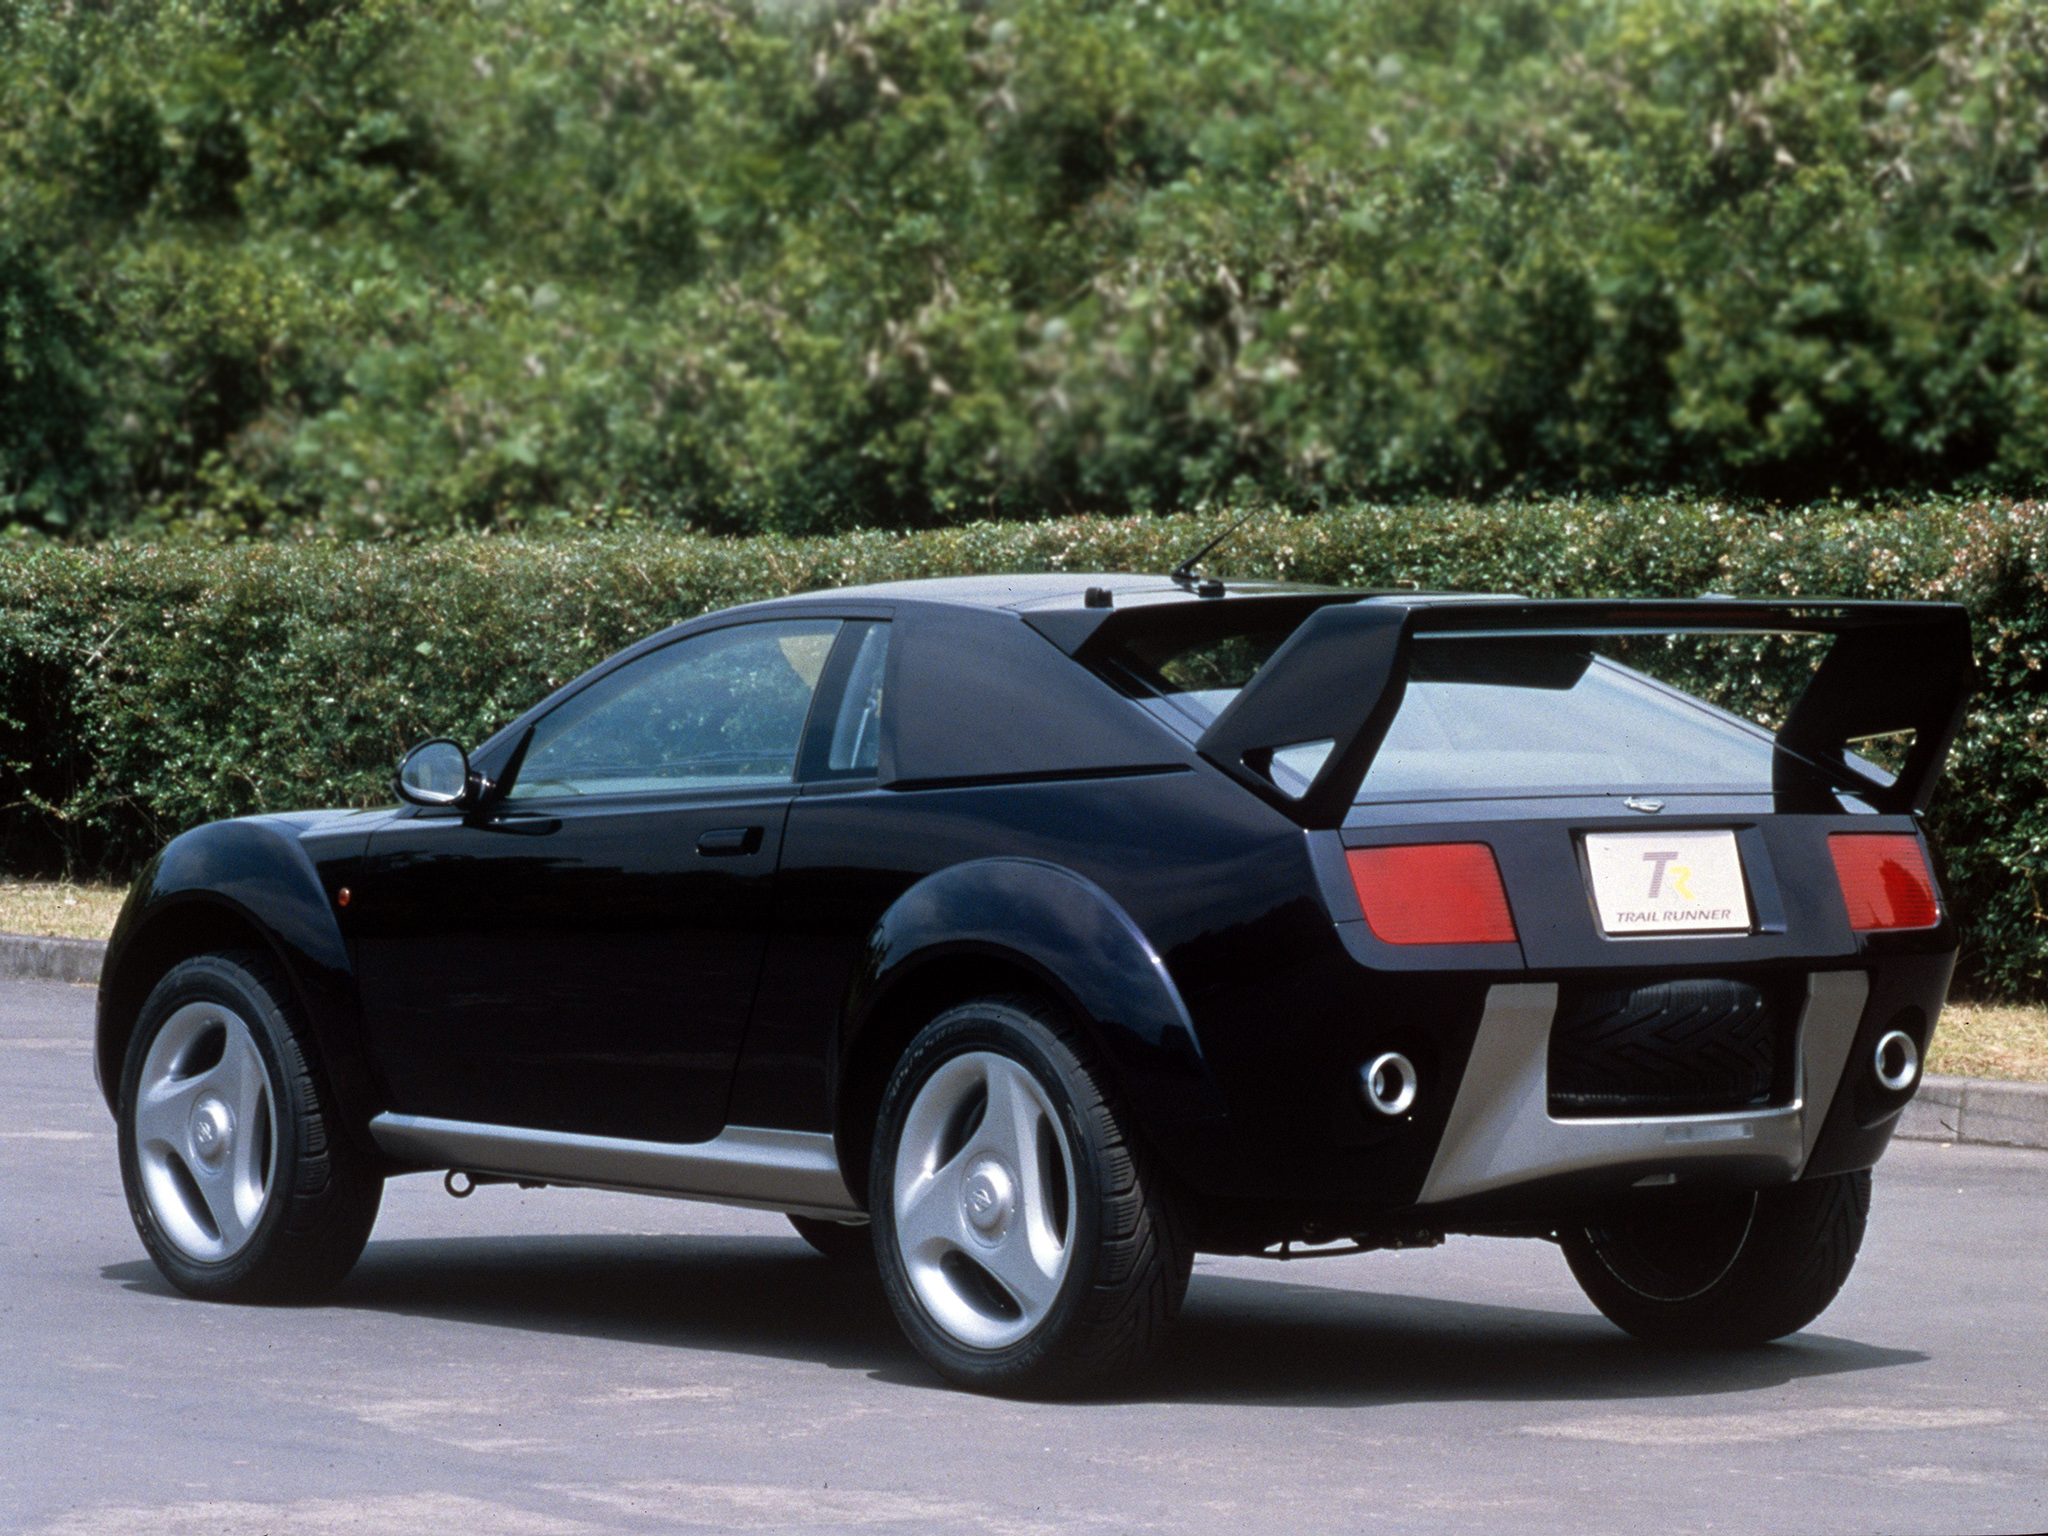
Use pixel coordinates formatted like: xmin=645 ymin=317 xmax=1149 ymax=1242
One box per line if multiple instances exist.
xmin=1154 ymin=943 xmax=1952 ymax=1231
xmin=1415 ymin=970 xmax=1863 ymax=1210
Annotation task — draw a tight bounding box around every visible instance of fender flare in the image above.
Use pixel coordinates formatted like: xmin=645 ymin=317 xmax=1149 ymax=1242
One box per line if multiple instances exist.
xmin=95 ymin=819 xmax=376 ymax=1139
xmin=836 ymin=857 xmax=1226 ymax=1161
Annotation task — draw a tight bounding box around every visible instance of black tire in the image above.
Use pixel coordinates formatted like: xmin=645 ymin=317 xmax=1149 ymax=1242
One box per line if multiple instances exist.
xmin=117 ymin=950 xmax=383 ymax=1302
xmin=1560 ymin=1170 xmax=1871 ymax=1347
xmin=869 ymin=995 xmax=1191 ymax=1397
xmin=788 ymin=1213 xmax=875 ymax=1264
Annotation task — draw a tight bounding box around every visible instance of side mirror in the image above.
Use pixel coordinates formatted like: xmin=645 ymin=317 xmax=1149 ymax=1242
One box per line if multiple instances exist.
xmin=395 ymin=739 xmax=473 ymax=807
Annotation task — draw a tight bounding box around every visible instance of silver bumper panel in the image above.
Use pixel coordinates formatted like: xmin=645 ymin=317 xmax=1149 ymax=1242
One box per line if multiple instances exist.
xmin=1417 ymin=971 xmax=1871 ymax=1206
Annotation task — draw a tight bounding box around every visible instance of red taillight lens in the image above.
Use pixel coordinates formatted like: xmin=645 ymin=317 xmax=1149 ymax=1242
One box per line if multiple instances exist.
xmin=1346 ymin=843 xmax=1519 ymax=946
xmin=1829 ymin=833 xmax=1939 ymax=931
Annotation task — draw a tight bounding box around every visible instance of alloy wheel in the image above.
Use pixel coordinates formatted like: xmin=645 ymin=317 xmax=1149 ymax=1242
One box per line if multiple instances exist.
xmin=131 ymin=1001 xmax=278 ymax=1263
xmin=890 ymin=1050 xmax=1077 ymax=1349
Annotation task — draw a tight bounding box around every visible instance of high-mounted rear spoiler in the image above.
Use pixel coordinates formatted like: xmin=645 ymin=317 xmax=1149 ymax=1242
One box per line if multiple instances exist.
xmin=1177 ymin=597 xmax=1972 ymax=827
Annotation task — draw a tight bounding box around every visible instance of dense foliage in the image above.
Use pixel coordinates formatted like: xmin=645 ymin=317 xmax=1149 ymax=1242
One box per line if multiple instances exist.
xmin=0 ymin=496 xmax=2042 ymax=997
xmin=5 ymin=0 xmax=2048 ymax=537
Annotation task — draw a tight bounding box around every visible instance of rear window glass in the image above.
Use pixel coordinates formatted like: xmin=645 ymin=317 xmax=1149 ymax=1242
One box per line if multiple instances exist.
xmin=1103 ymin=610 xmax=1305 ymax=738
xmin=1113 ymin=621 xmax=1299 ymax=721
xmin=1361 ymin=642 xmax=1777 ymax=797
xmin=1100 ymin=616 xmax=1798 ymax=799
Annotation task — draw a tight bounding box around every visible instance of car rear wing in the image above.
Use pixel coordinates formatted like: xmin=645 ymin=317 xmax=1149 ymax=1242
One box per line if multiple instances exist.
xmin=1190 ymin=597 xmax=1974 ymax=827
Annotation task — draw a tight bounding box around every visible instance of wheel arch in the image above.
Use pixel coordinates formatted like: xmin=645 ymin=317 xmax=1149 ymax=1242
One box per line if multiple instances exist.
xmin=831 ymin=858 xmax=1224 ymax=1203
xmin=95 ymin=821 xmax=377 ymax=1149
xmin=97 ymin=892 xmax=276 ymax=1110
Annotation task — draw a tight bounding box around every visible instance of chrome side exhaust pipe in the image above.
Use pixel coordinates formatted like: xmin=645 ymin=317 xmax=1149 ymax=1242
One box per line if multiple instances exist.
xmin=1361 ymin=1051 xmax=1419 ymax=1117
xmin=1873 ymin=1029 xmax=1921 ymax=1092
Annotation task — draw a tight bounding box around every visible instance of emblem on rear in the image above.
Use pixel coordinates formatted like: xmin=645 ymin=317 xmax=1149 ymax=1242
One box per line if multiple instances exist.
xmin=1624 ymin=796 xmax=1664 ymax=814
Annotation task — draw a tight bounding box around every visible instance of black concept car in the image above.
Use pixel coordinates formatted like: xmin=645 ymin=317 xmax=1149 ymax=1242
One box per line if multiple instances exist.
xmin=98 ymin=574 xmax=1971 ymax=1393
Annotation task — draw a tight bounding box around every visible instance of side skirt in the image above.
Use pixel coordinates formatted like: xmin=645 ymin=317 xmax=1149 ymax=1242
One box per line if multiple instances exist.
xmin=367 ymin=1113 xmax=863 ymax=1220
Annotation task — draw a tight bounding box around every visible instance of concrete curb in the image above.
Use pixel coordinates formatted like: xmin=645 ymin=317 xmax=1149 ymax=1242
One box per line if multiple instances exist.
xmin=1 ymin=930 xmax=2042 ymax=1149
xmin=0 ymin=933 xmax=105 ymax=985
xmin=1896 ymin=1073 xmax=2048 ymax=1152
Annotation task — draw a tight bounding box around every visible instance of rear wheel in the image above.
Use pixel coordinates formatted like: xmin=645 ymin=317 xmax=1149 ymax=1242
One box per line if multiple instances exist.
xmin=1560 ymin=1171 xmax=1870 ymax=1346
xmin=870 ymin=996 xmax=1190 ymax=1396
xmin=117 ymin=951 xmax=383 ymax=1302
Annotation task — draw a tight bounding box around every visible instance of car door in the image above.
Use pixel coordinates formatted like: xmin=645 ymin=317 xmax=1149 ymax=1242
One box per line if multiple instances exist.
xmin=352 ymin=617 xmax=843 ymax=1144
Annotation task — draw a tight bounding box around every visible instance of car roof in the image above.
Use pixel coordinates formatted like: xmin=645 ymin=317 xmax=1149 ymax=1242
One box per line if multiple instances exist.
xmin=806 ymin=573 xmax=1346 ymax=610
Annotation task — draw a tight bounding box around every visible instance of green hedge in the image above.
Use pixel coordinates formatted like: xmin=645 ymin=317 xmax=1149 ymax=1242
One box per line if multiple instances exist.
xmin=2 ymin=497 xmax=2044 ymax=998
xmin=7 ymin=0 xmax=2048 ymax=537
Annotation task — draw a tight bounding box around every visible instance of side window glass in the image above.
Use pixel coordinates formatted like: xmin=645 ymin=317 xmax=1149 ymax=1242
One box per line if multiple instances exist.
xmin=507 ymin=620 xmax=841 ymax=800
xmin=826 ymin=622 xmax=889 ymax=773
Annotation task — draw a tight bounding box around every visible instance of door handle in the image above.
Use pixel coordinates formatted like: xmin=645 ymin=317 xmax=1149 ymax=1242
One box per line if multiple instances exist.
xmin=480 ymin=813 xmax=561 ymax=837
xmin=696 ymin=825 xmax=764 ymax=857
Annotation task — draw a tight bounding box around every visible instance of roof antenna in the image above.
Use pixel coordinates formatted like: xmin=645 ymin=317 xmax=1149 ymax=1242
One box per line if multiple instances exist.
xmin=1168 ymin=506 xmax=1263 ymax=596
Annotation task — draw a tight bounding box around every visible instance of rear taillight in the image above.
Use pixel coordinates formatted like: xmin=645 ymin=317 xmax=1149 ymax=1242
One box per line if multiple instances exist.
xmin=1346 ymin=843 xmax=1518 ymax=945
xmin=1829 ymin=833 xmax=1939 ymax=931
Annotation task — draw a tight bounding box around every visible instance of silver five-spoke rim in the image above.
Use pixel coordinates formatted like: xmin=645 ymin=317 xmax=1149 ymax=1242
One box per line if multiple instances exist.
xmin=893 ymin=1051 xmax=1077 ymax=1349
xmin=133 ymin=1002 xmax=278 ymax=1263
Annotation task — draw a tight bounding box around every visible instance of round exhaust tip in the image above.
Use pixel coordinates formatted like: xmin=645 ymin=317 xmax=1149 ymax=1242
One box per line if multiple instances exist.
xmin=1361 ymin=1051 xmax=1419 ymax=1118
xmin=1873 ymin=1029 xmax=1921 ymax=1093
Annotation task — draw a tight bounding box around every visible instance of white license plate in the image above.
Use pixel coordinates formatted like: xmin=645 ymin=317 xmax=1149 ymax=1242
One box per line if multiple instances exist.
xmin=1584 ymin=830 xmax=1752 ymax=936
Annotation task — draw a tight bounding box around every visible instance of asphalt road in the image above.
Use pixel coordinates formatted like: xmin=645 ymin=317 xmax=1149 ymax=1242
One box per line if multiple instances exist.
xmin=3 ymin=976 xmax=2043 ymax=1536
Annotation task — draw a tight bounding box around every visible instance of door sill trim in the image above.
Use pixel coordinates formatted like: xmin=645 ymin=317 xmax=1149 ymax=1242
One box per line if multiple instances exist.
xmin=367 ymin=1114 xmax=860 ymax=1218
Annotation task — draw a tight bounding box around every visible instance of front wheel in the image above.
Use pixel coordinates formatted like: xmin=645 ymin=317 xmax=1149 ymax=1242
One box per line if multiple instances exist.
xmin=1560 ymin=1170 xmax=1870 ymax=1347
xmin=870 ymin=996 xmax=1190 ymax=1396
xmin=117 ymin=951 xmax=383 ymax=1302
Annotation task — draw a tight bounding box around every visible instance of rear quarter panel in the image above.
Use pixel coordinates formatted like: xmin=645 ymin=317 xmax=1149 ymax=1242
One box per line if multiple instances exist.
xmin=733 ymin=764 xmax=1377 ymax=1198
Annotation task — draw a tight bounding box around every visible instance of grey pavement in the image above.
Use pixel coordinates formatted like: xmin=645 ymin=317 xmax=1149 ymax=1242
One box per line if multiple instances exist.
xmin=2 ymin=975 xmax=2043 ymax=1536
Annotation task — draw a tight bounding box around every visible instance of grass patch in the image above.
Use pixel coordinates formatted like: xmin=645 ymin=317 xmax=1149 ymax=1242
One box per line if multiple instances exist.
xmin=0 ymin=878 xmax=129 ymax=941
xmin=1927 ymin=1002 xmax=2048 ymax=1085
